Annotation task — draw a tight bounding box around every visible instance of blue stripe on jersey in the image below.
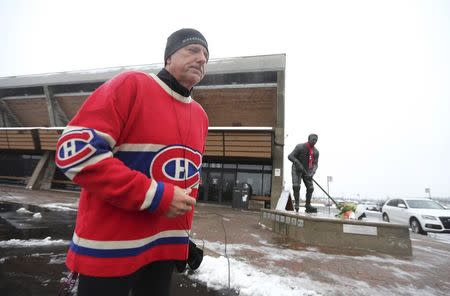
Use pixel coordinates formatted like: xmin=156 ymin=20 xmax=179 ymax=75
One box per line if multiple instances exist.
xmin=114 ymin=151 xmax=157 ymax=177
xmin=69 ymin=236 xmax=189 ymax=258
xmin=147 ymin=182 xmax=164 ymax=213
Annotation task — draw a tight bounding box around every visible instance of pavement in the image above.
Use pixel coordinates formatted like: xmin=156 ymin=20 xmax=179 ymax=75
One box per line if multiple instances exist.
xmin=1 ymin=185 xmax=450 ymax=296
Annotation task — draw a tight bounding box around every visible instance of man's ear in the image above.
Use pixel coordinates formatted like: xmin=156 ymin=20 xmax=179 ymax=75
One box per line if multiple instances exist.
xmin=166 ymin=57 xmax=171 ymax=65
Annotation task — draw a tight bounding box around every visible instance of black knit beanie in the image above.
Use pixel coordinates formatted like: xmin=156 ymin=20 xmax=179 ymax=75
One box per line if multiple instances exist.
xmin=164 ymin=28 xmax=209 ymax=65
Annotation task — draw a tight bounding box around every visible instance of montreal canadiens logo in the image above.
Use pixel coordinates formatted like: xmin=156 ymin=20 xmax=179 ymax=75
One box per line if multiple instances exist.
xmin=55 ymin=129 xmax=97 ymax=169
xmin=150 ymin=146 xmax=201 ymax=188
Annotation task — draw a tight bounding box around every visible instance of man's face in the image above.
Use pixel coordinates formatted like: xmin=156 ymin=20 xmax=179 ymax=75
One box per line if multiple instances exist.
xmin=308 ymin=136 xmax=318 ymax=147
xmin=165 ymin=44 xmax=209 ymax=89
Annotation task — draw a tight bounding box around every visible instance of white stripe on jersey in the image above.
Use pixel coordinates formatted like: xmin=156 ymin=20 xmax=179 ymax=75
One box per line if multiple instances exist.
xmin=140 ymin=179 xmax=159 ymax=210
xmin=72 ymin=229 xmax=189 ymax=250
xmin=65 ymin=152 xmax=112 ymax=180
xmin=113 ymin=143 xmax=166 ymax=153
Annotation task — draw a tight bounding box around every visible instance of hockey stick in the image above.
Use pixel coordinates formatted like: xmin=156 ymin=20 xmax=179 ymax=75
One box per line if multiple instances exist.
xmin=311 ymin=178 xmax=340 ymax=208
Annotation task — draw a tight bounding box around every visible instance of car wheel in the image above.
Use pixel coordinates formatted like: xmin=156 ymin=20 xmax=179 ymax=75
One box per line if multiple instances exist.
xmin=410 ymin=218 xmax=426 ymax=235
xmin=382 ymin=213 xmax=389 ymax=222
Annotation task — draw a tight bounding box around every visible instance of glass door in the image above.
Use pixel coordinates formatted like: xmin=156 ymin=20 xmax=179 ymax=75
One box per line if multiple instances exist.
xmin=206 ymin=171 xmax=221 ymax=202
xmin=221 ymin=172 xmax=236 ymax=204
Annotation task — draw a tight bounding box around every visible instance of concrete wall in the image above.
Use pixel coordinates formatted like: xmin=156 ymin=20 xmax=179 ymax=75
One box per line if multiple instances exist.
xmin=260 ymin=209 xmax=412 ymax=256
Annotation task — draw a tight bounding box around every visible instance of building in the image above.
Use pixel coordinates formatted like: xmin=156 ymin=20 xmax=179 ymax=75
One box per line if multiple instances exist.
xmin=0 ymin=54 xmax=286 ymax=208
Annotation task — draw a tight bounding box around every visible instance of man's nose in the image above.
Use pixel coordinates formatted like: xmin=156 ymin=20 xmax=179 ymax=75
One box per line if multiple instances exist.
xmin=197 ymin=51 xmax=208 ymax=64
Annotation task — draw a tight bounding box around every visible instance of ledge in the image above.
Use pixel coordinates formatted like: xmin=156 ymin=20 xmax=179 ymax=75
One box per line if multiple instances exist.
xmin=260 ymin=209 xmax=412 ymax=256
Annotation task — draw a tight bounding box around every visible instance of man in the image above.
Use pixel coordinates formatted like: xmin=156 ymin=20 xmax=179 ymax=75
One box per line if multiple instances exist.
xmin=55 ymin=28 xmax=209 ymax=296
xmin=288 ymin=134 xmax=319 ymax=213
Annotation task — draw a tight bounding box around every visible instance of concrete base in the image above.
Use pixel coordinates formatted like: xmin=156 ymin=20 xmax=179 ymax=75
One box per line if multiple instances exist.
xmin=260 ymin=209 xmax=412 ymax=256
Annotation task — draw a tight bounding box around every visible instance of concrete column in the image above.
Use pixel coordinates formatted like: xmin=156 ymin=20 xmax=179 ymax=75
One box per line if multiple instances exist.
xmin=40 ymin=153 xmax=56 ymax=190
xmin=271 ymin=69 xmax=285 ymax=209
xmin=26 ymin=152 xmax=51 ymax=190
xmin=0 ymin=110 xmax=5 ymax=127
xmin=43 ymin=86 xmax=56 ymax=127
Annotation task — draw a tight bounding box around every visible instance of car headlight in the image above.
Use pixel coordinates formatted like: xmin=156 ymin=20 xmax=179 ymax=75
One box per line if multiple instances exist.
xmin=421 ymin=215 xmax=437 ymax=220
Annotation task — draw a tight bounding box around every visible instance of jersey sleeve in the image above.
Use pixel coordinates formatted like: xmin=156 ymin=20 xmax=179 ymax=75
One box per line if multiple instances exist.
xmin=54 ymin=72 xmax=174 ymax=214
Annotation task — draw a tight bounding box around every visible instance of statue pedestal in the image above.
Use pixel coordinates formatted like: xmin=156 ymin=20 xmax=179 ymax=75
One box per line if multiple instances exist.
xmin=260 ymin=209 xmax=412 ymax=256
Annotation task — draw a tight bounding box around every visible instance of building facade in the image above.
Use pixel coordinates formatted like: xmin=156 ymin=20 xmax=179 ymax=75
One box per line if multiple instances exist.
xmin=0 ymin=54 xmax=286 ymax=208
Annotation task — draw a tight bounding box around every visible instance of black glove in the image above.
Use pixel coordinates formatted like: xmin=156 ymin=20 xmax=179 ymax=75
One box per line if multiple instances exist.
xmin=174 ymin=240 xmax=204 ymax=272
xmin=294 ymin=163 xmax=304 ymax=173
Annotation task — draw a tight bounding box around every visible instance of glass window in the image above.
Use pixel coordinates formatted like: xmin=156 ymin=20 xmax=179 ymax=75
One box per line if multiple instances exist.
xmin=223 ymin=163 xmax=237 ymax=169
xmin=387 ymin=199 xmax=398 ymax=206
xmin=197 ymin=169 xmax=208 ymax=201
xmin=0 ymin=153 xmax=40 ymax=178
xmin=263 ymin=165 xmax=272 ymax=171
xmin=397 ymin=200 xmax=407 ymax=207
xmin=197 ymin=160 xmax=273 ymax=202
xmin=262 ymin=173 xmax=272 ymax=196
xmin=237 ymin=172 xmax=262 ymax=195
xmin=237 ymin=164 xmax=263 ymax=170
xmin=406 ymin=199 xmax=445 ymax=209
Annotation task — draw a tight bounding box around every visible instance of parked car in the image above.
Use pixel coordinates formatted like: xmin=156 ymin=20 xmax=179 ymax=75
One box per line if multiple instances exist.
xmin=381 ymin=198 xmax=450 ymax=234
xmin=360 ymin=202 xmax=381 ymax=212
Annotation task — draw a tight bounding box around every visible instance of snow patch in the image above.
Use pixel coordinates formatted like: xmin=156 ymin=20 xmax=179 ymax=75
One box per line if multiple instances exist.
xmin=427 ymin=233 xmax=450 ymax=245
xmin=0 ymin=237 xmax=69 ymax=248
xmin=16 ymin=207 xmax=33 ymax=214
xmin=190 ymin=255 xmax=320 ymax=296
xmin=202 ymin=240 xmax=416 ymax=268
xmin=48 ymin=253 xmax=67 ymax=264
xmin=42 ymin=203 xmax=78 ymax=211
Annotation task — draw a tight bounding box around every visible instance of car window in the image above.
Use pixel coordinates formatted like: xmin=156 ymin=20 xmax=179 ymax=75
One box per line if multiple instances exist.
xmin=397 ymin=200 xmax=407 ymax=207
xmin=386 ymin=199 xmax=398 ymax=206
xmin=406 ymin=200 xmax=446 ymax=209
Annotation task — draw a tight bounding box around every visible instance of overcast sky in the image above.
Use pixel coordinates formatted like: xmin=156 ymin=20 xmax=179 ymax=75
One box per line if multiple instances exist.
xmin=0 ymin=0 xmax=449 ymax=199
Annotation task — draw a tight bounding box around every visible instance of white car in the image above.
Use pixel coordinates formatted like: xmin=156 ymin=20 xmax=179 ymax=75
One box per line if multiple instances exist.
xmin=381 ymin=198 xmax=450 ymax=234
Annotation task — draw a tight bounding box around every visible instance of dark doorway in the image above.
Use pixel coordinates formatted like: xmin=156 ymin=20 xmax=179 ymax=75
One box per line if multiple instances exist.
xmin=206 ymin=171 xmax=221 ymax=202
xmin=221 ymin=172 xmax=235 ymax=204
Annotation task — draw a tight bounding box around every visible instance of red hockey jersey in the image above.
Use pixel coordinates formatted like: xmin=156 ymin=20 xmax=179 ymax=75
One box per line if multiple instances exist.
xmin=55 ymin=71 xmax=208 ymax=277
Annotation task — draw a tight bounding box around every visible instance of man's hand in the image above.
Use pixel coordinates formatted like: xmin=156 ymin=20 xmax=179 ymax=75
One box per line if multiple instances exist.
xmin=166 ymin=186 xmax=196 ymax=218
xmin=303 ymin=171 xmax=313 ymax=178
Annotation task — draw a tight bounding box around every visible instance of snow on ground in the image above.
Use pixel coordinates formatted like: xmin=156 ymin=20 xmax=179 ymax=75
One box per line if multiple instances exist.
xmin=0 ymin=237 xmax=69 ymax=248
xmin=0 ymin=256 xmax=16 ymax=263
xmin=26 ymin=252 xmax=67 ymax=263
xmin=0 ymin=192 xmax=26 ymax=201
xmin=41 ymin=202 xmax=78 ymax=211
xmin=187 ymin=239 xmax=444 ymax=296
xmin=199 ymin=240 xmax=431 ymax=269
xmin=190 ymin=255 xmax=321 ymax=296
xmin=16 ymin=207 xmax=33 ymax=214
xmin=411 ymin=244 xmax=450 ymax=257
xmin=0 ymin=252 xmax=66 ymax=266
xmin=321 ymin=272 xmax=439 ymax=296
xmin=427 ymin=233 xmax=450 ymax=245
xmin=190 ymin=255 xmax=440 ymax=296
xmin=48 ymin=253 xmax=67 ymax=264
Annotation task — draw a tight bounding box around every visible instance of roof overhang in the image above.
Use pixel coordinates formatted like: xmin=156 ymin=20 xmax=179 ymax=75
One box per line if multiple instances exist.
xmin=0 ymin=54 xmax=286 ymax=89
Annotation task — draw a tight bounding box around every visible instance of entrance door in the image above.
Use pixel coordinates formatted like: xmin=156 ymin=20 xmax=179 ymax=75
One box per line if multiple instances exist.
xmin=221 ymin=172 xmax=235 ymax=204
xmin=206 ymin=171 xmax=221 ymax=202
